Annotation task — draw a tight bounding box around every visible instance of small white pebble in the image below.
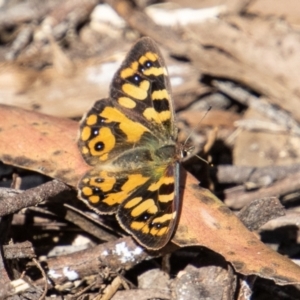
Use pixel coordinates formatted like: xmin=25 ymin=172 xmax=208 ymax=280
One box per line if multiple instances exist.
xmin=48 ymin=269 xmax=62 ymax=279
xmin=63 ymin=267 xmax=79 ymax=281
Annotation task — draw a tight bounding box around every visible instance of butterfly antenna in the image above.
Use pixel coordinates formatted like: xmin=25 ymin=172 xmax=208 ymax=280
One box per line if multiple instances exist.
xmin=183 ymin=106 xmax=212 ymax=147
xmin=194 ymin=154 xmax=211 ymax=165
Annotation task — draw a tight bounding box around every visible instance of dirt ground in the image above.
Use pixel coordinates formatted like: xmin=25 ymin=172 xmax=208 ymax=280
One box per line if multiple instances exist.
xmin=1 ymin=0 xmax=300 ymax=299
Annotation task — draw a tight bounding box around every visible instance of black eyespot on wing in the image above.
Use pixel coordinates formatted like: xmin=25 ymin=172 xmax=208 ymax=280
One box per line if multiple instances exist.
xmin=134 ymin=74 xmax=142 ymax=83
xmin=135 ymin=212 xmax=151 ymax=222
xmin=99 ymin=116 xmax=106 ymax=123
xmin=95 ymin=142 xmax=104 ymax=151
xmin=150 ymin=222 xmax=162 ymax=229
xmin=126 ymin=74 xmax=143 ymax=85
xmin=90 ymin=128 xmax=99 ymax=138
xmin=138 ymin=60 xmax=153 ymax=73
xmin=92 ymin=187 xmax=101 ymax=194
xmin=145 ymin=61 xmax=153 ymax=68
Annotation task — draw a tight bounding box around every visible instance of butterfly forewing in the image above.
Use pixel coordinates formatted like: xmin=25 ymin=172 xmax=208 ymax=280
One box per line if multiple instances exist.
xmin=78 ymin=97 xmax=157 ymax=165
xmin=110 ymin=37 xmax=176 ymax=139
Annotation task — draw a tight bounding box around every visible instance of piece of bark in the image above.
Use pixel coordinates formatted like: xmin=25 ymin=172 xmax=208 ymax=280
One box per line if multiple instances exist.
xmin=3 ymin=241 xmax=35 ymax=260
xmin=0 ymin=180 xmax=73 ymax=217
xmin=237 ymin=197 xmax=285 ymax=231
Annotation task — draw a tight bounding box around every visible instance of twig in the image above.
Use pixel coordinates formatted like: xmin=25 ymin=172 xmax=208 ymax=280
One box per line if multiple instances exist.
xmin=33 ymin=258 xmax=48 ymax=300
xmin=224 ymin=172 xmax=300 ymax=209
xmin=43 ymin=237 xmax=156 ymax=287
xmin=0 ymin=180 xmax=73 ymax=217
xmin=98 ymin=276 xmax=123 ymax=300
xmin=215 ymin=164 xmax=300 ymax=186
xmin=63 ymin=204 xmax=119 ymax=242
xmin=0 ymin=0 xmax=60 ymax=28
xmin=6 ymin=24 xmax=34 ymax=60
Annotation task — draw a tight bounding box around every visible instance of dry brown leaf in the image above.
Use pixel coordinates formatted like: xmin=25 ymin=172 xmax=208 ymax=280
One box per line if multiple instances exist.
xmin=0 ymin=104 xmax=300 ymax=285
xmin=175 ymin=177 xmax=300 ymax=285
xmin=0 ymin=104 xmax=89 ymax=185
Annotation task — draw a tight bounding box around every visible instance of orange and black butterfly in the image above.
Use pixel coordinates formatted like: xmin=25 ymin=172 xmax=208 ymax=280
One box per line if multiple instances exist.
xmin=78 ymin=37 xmax=181 ymax=250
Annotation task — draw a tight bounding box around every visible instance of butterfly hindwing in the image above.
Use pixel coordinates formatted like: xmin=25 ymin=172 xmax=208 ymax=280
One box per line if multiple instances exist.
xmin=78 ymin=166 xmax=152 ymax=214
xmin=78 ymin=162 xmax=179 ymax=250
xmin=118 ymin=163 xmax=180 ymax=249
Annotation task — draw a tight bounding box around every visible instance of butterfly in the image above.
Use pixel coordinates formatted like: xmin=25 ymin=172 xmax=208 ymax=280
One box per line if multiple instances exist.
xmin=77 ymin=37 xmax=182 ymax=250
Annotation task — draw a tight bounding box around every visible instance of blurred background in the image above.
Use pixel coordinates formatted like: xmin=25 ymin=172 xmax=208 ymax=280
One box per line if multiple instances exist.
xmin=1 ymin=0 xmax=300 ymax=299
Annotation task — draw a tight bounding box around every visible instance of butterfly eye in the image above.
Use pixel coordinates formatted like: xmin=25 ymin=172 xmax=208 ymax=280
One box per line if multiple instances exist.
xmin=94 ymin=141 xmax=104 ymax=151
xmin=95 ymin=178 xmax=104 ymax=183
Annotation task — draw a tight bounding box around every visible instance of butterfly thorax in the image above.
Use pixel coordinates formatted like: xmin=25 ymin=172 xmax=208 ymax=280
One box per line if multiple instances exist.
xmin=108 ymin=138 xmax=178 ymax=173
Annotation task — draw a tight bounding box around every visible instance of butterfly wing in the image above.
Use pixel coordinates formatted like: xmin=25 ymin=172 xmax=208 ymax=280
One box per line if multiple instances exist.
xmin=78 ymin=37 xmax=176 ymax=166
xmin=78 ymin=161 xmax=180 ymax=250
xmin=110 ymin=37 xmax=176 ymax=139
xmin=78 ymin=97 xmax=157 ymax=166
xmin=118 ymin=163 xmax=180 ymax=250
